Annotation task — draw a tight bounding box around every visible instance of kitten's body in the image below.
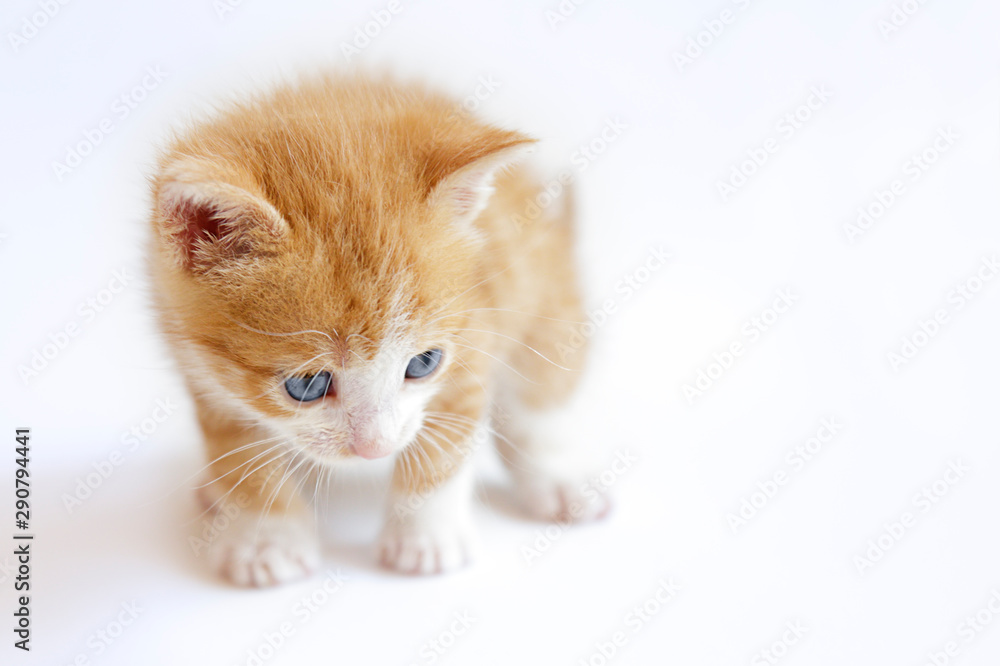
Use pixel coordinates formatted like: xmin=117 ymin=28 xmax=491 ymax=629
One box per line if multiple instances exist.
xmin=149 ymin=75 xmax=604 ymax=586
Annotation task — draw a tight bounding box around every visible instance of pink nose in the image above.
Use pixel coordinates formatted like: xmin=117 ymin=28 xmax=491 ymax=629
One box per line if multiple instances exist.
xmin=349 ymin=440 xmax=392 ymax=460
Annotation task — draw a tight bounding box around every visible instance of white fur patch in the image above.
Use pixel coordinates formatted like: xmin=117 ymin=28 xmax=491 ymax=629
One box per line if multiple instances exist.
xmin=378 ymin=459 xmax=478 ymax=575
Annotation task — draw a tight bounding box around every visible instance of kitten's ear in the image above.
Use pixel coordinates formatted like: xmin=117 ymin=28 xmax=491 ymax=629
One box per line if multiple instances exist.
xmin=425 ymin=133 xmax=536 ymax=230
xmin=153 ymin=160 xmax=288 ymax=272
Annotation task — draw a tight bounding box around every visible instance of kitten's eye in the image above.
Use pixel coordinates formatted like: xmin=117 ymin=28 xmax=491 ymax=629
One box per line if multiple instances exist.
xmin=405 ymin=349 xmax=443 ymax=379
xmin=284 ymin=371 xmax=332 ymax=402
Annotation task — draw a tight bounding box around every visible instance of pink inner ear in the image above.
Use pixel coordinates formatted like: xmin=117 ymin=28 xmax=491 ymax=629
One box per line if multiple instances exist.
xmin=156 ymin=174 xmax=287 ymax=270
xmin=174 ymin=198 xmax=225 ymax=248
xmin=450 ymin=171 xmax=490 ymax=216
xmin=160 ymin=190 xmax=247 ymax=268
xmin=426 ymin=140 xmax=535 ymax=225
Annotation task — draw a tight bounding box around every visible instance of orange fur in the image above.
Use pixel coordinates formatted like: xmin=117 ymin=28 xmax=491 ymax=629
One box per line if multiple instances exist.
xmin=148 ymin=74 xmax=588 ymax=578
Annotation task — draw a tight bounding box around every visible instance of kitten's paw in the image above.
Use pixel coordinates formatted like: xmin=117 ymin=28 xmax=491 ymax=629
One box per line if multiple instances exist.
xmin=516 ymin=474 xmax=611 ymax=523
xmin=207 ymin=514 xmax=320 ymax=587
xmin=377 ymin=523 xmax=478 ymax=575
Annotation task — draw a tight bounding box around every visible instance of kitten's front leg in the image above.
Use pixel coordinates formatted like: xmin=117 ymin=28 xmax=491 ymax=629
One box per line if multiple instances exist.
xmin=377 ymin=426 xmax=481 ymax=575
xmin=195 ymin=403 xmax=320 ymax=587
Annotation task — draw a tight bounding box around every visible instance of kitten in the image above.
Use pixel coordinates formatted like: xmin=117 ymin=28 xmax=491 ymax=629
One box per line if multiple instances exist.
xmin=148 ymin=74 xmax=607 ymax=586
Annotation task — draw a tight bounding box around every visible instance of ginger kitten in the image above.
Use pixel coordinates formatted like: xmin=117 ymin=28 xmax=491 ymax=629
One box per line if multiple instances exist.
xmin=148 ymin=74 xmax=606 ymax=586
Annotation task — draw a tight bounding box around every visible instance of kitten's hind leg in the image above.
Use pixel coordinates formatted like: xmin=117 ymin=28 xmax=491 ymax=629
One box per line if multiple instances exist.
xmin=494 ymin=390 xmax=612 ymax=523
xmin=194 ymin=403 xmax=320 ymax=587
xmin=492 ymin=241 xmax=611 ymax=523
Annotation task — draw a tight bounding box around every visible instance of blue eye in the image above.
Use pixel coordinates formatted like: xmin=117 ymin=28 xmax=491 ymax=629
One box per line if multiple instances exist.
xmin=405 ymin=349 xmax=442 ymax=379
xmin=284 ymin=371 xmax=331 ymax=402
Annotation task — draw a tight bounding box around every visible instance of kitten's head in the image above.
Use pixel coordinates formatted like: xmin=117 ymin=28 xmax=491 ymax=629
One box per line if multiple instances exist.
xmin=150 ymin=78 xmax=533 ymax=464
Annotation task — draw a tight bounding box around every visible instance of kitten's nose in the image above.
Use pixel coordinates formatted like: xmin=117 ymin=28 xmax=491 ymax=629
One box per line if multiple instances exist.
xmin=343 ymin=391 xmax=394 ymax=459
xmin=349 ymin=438 xmax=392 ymax=460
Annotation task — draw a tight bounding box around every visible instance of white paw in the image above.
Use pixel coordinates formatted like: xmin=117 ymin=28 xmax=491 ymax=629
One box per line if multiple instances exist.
xmin=377 ymin=522 xmax=478 ymax=575
xmin=207 ymin=513 xmax=320 ymax=587
xmin=516 ymin=474 xmax=611 ymax=523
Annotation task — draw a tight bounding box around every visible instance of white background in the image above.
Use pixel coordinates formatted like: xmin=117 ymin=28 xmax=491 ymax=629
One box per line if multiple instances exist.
xmin=2 ymin=1 xmax=999 ymax=664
